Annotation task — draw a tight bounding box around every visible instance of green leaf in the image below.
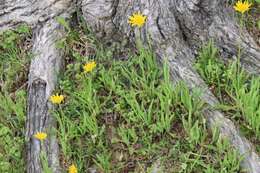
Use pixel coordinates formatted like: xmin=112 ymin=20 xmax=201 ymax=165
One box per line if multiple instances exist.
xmin=17 ymin=24 xmax=30 ymax=34
xmin=257 ymin=19 xmax=260 ymax=30
xmin=56 ymin=16 xmax=70 ymax=31
xmin=0 ymin=126 xmax=11 ymax=136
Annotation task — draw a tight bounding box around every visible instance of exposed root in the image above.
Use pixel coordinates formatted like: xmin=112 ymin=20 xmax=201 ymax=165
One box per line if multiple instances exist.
xmin=81 ymin=0 xmax=260 ymax=172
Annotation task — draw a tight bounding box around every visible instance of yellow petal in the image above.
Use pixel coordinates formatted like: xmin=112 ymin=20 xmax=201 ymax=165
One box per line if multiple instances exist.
xmin=34 ymin=132 xmax=47 ymax=141
xmin=68 ymin=164 xmax=77 ymax=173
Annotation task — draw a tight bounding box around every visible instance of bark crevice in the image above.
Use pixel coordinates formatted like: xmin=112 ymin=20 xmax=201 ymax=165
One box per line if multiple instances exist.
xmin=156 ymin=16 xmax=166 ymax=40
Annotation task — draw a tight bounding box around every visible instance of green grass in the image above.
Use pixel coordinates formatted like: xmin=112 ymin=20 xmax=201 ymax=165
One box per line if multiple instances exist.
xmin=0 ymin=24 xmax=31 ymax=172
xmin=1 ymin=13 xmax=257 ymax=172
xmin=195 ymin=41 xmax=260 ymax=152
xmin=50 ymin=22 xmax=243 ymax=172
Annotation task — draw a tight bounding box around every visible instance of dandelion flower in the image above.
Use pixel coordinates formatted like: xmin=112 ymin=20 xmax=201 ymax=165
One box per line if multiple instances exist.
xmin=34 ymin=132 xmax=47 ymax=141
xmin=83 ymin=61 xmax=96 ymax=73
xmin=128 ymin=12 xmax=147 ymax=28
xmin=50 ymin=94 xmax=64 ymax=104
xmin=68 ymin=164 xmax=77 ymax=173
xmin=233 ymin=0 xmax=252 ymax=14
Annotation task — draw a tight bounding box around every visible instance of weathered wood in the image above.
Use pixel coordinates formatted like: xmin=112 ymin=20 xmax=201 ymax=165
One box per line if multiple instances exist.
xmin=26 ymin=19 xmax=66 ymax=173
xmin=0 ymin=0 xmax=76 ymax=172
xmin=0 ymin=0 xmax=75 ymax=172
xmin=1 ymin=0 xmax=260 ymax=172
xmin=172 ymin=0 xmax=260 ymax=74
xmin=81 ymin=0 xmax=260 ymax=74
xmin=0 ymin=0 xmax=74 ymax=32
xmin=81 ymin=0 xmax=260 ymax=172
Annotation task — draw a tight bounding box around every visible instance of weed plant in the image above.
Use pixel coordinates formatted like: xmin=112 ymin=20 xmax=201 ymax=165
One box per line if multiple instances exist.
xmin=53 ymin=24 xmax=243 ymax=172
xmin=0 ymin=24 xmax=31 ymax=172
xmin=195 ymin=41 xmax=260 ymax=152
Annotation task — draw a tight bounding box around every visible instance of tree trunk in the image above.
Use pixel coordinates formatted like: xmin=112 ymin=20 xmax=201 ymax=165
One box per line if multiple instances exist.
xmin=0 ymin=0 xmax=75 ymax=32
xmin=1 ymin=1 xmax=75 ymax=173
xmin=80 ymin=0 xmax=260 ymax=172
xmin=1 ymin=0 xmax=260 ymax=172
xmin=26 ymin=19 xmax=66 ymax=173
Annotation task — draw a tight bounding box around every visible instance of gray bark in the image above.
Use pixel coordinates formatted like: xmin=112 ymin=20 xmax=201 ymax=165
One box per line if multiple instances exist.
xmin=26 ymin=19 xmax=65 ymax=173
xmin=0 ymin=0 xmax=74 ymax=32
xmin=81 ymin=0 xmax=260 ymax=75
xmin=172 ymin=0 xmax=260 ymax=74
xmin=81 ymin=0 xmax=260 ymax=172
xmin=1 ymin=0 xmax=260 ymax=172
xmin=0 ymin=0 xmax=75 ymax=173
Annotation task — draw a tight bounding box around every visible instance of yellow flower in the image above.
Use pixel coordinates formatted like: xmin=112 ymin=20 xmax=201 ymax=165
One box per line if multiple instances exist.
xmin=83 ymin=61 xmax=96 ymax=73
xmin=34 ymin=132 xmax=47 ymax=141
xmin=50 ymin=94 xmax=64 ymax=104
xmin=233 ymin=0 xmax=252 ymax=14
xmin=68 ymin=164 xmax=77 ymax=173
xmin=128 ymin=12 xmax=147 ymax=28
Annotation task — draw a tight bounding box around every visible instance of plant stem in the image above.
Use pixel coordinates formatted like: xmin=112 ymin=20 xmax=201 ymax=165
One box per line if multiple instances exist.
xmin=136 ymin=28 xmax=143 ymax=51
xmin=237 ymin=14 xmax=244 ymax=74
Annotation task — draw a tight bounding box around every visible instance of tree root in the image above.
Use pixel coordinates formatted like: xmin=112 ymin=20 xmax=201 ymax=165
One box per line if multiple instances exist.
xmin=1 ymin=0 xmax=259 ymax=172
xmin=81 ymin=0 xmax=260 ymax=172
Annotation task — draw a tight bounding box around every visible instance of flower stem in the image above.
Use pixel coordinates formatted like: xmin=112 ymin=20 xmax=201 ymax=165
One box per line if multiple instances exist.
xmin=136 ymin=28 xmax=143 ymax=51
xmin=237 ymin=14 xmax=244 ymax=74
